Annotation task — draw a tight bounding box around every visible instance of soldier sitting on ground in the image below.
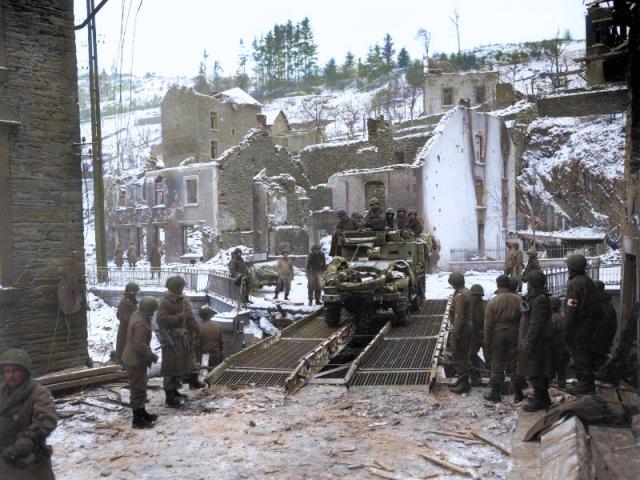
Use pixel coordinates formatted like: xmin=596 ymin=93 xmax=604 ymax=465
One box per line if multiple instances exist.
xmin=406 ymin=208 xmax=424 ymax=235
xmin=396 ymin=208 xmax=408 ymax=230
xmin=115 ymin=282 xmax=140 ymax=365
xmin=385 ymin=208 xmax=396 ymax=229
xmin=364 ymin=198 xmax=386 ymax=231
xmin=197 ymin=305 xmax=224 ymax=370
xmin=228 ymin=248 xmax=252 ymax=305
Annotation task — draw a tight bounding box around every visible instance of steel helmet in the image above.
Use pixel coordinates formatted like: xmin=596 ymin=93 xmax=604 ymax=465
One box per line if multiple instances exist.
xmin=139 ymin=296 xmax=159 ymax=314
xmin=448 ymin=272 xmax=465 ymax=288
xmin=527 ymin=270 xmax=547 ymax=289
xmin=0 ymin=348 xmax=32 ymax=372
xmin=336 ymin=210 xmax=347 ymax=217
xmin=165 ymin=276 xmax=186 ymax=293
xmin=369 ymin=197 xmax=379 ymax=205
xmin=550 ymin=296 xmax=562 ymax=310
xmin=566 ymin=254 xmax=587 ymax=272
xmin=199 ymin=305 xmax=215 ymax=319
xmin=470 ymin=284 xmax=484 ymax=296
xmin=125 ymin=282 xmax=140 ymax=294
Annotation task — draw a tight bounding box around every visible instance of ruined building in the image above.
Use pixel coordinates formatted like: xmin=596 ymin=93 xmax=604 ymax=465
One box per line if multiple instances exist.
xmin=0 ymin=0 xmax=88 ymax=372
xmin=262 ymin=110 xmax=318 ymax=154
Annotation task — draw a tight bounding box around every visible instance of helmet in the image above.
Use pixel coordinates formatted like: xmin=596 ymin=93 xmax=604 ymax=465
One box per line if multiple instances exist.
xmin=566 ymin=254 xmax=587 ymax=272
xmin=166 ymin=276 xmax=186 ymax=293
xmin=470 ymin=284 xmax=484 ymax=296
xmin=448 ymin=272 xmax=465 ymax=288
xmin=527 ymin=248 xmax=537 ymax=257
xmin=386 ymin=208 xmax=395 ymax=214
xmin=199 ymin=305 xmax=215 ymax=319
xmin=351 ymin=212 xmax=362 ymax=219
xmin=369 ymin=197 xmax=379 ymax=205
xmin=336 ymin=209 xmax=347 ymax=217
xmin=0 ymin=348 xmax=32 ymax=372
xmin=311 ymin=244 xmax=321 ymax=251
xmin=527 ymin=270 xmax=546 ymax=289
xmin=233 ymin=248 xmax=242 ymax=255
xmin=397 ymin=208 xmax=406 ymax=214
xmin=139 ymin=296 xmax=159 ymax=314
xmin=408 ymin=208 xmax=417 ymax=215
xmin=496 ymin=274 xmax=510 ymax=289
xmin=125 ymin=282 xmax=140 ymax=294
xmin=550 ymin=296 xmax=562 ymax=310
xmin=593 ymin=280 xmax=605 ymax=293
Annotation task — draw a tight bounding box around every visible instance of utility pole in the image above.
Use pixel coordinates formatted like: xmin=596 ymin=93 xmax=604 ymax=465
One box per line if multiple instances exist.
xmin=86 ymin=0 xmax=108 ymax=280
xmin=450 ymin=9 xmax=461 ymax=55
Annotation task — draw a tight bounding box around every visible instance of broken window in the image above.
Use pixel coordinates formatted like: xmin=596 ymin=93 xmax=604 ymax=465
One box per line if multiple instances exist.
xmin=474 ymin=134 xmax=485 ymax=164
xmin=117 ymin=188 xmax=126 ymax=208
xmin=475 ymin=177 xmax=485 ymax=207
xmin=209 ymin=111 xmax=218 ymax=130
xmin=154 ymin=178 xmax=165 ymax=206
xmin=210 ymin=140 xmax=218 ymax=159
xmin=185 ymin=176 xmax=198 ymax=205
xmin=475 ymin=85 xmax=486 ymax=104
xmin=442 ymin=87 xmax=454 ymax=106
xmin=231 ymin=128 xmax=236 ymax=136
xmin=477 ymin=223 xmax=485 ymax=251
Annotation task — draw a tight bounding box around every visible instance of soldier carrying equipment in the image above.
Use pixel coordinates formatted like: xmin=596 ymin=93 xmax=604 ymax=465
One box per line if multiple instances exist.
xmin=447 ymin=272 xmax=473 ymax=394
xmin=228 ymin=248 xmax=252 ymax=305
xmin=115 ymin=282 xmax=140 ymax=364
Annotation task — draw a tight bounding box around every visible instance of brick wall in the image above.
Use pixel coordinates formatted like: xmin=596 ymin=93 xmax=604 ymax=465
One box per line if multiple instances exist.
xmin=536 ymin=87 xmax=627 ymax=117
xmin=0 ymin=0 xmax=88 ymax=373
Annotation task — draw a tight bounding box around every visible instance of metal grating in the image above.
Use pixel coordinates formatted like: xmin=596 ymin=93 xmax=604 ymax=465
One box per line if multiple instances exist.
xmin=420 ymin=299 xmax=449 ymax=316
xmin=349 ymin=370 xmax=430 ymax=386
xmin=361 ymin=338 xmax=437 ymax=370
xmin=213 ymin=369 xmax=290 ymax=387
xmin=230 ymin=339 xmax=320 ymax=370
xmin=387 ymin=315 xmax=443 ymax=338
xmin=283 ymin=320 xmax=336 ymax=339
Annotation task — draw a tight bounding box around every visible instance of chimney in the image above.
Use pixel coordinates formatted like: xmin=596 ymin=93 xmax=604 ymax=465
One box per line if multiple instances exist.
xmin=256 ymin=114 xmax=267 ymax=130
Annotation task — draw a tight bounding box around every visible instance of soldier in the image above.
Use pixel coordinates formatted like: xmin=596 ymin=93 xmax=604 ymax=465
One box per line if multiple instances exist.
xmin=127 ymin=242 xmax=138 ymax=268
xmin=428 ymin=235 xmax=441 ymax=274
xmin=592 ymin=280 xmax=618 ymax=371
xmin=550 ymin=296 xmax=570 ymax=389
xmin=503 ymin=243 xmax=513 ymax=275
xmin=406 ymin=208 xmax=424 ymax=235
xmin=228 ymin=248 xmax=252 ymax=305
xmin=306 ymin=244 xmax=326 ymax=306
xmin=0 ymin=349 xmax=57 ymax=479
xmin=114 ymin=243 xmax=124 ymax=268
xmin=385 ymin=208 xmax=396 ymax=229
xmin=517 ymin=270 xmax=553 ymax=411
xmin=396 ymin=208 xmax=408 ymax=230
xmin=564 ymin=254 xmax=601 ymax=395
xmin=447 ymin=272 xmax=473 ymax=394
xmin=510 ymin=244 xmax=524 ymax=291
xmin=469 ymin=284 xmax=487 ymax=387
xmin=364 ymin=198 xmax=386 ymax=231
xmin=522 ymin=248 xmax=541 ymax=283
xmin=149 ymin=245 xmax=162 ymax=279
xmin=274 ymin=249 xmax=294 ymax=300
xmin=197 ymin=305 xmax=224 ymax=369
xmin=157 ymin=276 xmax=203 ymax=408
xmin=116 ymin=282 xmax=140 ymax=364
xmin=350 ymin=212 xmax=364 ymax=230
xmin=121 ymin=297 xmax=159 ymax=429
xmin=335 ymin=210 xmax=357 ymax=232
xmin=483 ymin=275 xmax=522 ymax=403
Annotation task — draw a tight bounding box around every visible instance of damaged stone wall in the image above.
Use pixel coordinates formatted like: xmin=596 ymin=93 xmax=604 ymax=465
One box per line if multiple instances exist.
xmin=423 ymin=71 xmax=499 ymax=115
xmin=0 ymin=0 xmax=88 ymax=373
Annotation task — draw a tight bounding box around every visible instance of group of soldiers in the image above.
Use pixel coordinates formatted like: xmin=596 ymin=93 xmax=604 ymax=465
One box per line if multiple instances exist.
xmin=114 ymin=242 xmax=163 ymax=273
xmin=447 ymin=252 xmax=617 ymax=412
xmin=335 ymin=198 xmax=424 ymax=236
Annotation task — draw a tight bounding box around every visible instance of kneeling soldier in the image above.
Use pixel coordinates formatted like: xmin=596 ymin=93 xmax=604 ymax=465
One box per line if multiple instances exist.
xmin=198 ymin=305 xmax=224 ymax=370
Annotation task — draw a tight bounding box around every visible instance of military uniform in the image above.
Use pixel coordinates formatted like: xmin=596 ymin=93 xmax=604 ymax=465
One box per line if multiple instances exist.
xmin=127 ymin=243 xmax=138 ymax=267
xmin=275 ymin=255 xmax=294 ymax=299
xmin=396 ymin=211 xmax=408 ymax=230
xmin=364 ymin=206 xmax=386 ymax=231
xmin=351 ymin=213 xmax=364 ymax=230
xmin=469 ymin=290 xmax=486 ymax=385
xmin=406 ymin=216 xmax=424 ymax=235
xmin=550 ymin=304 xmax=569 ymax=387
xmin=448 ymin=282 xmax=473 ymax=392
xmin=385 ymin=210 xmax=396 ymax=229
xmin=114 ymin=245 xmax=124 ymax=268
xmin=592 ymin=283 xmax=617 ymax=371
xmin=522 ymin=251 xmax=541 ymax=283
xmin=335 ymin=216 xmax=357 ymax=233
xmin=150 ymin=246 xmax=162 ymax=278
xmin=503 ymin=245 xmax=513 ymax=275
xmin=116 ymin=293 xmax=138 ymax=364
xmin=228 ymin=253 xmax=251 ymax=304
xmin=306 ymin=248 xmax=326 ymax=305
xmin=199 ymin=320 xmax=224 ymax=368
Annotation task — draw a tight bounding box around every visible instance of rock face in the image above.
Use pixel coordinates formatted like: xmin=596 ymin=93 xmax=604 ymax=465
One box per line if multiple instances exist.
xmin=518 ymin=114 xmax=626 ymax=236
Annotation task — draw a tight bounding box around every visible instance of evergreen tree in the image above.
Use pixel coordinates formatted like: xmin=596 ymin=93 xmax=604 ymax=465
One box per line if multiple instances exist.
xmin=324 ymin=58 xmax=339 ymax=87
xmin=397 ymin=47 xmax=410 ymax=70
xmin=194 ymin=51 xmax=209 ymax=94
xmin=382 ymin=33 xmax=396 ymax=71
xmin=406 ymin=59 xmax=425 ymax=118
xmin=298 ymin=17 xmax=318 ymax=80
xmin=342 ymin=51 xmax=356 ymax=79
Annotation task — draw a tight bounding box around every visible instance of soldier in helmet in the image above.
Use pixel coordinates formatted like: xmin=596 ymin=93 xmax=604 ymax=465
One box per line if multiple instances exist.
xmin=350 ymin=212 xmax=364 ymax=230
xmin=306 ymin=244 xmax=326 ymax=306
xmin=228 ymin=248 xmax=252 ymax=305
xmin=127 ymin=241 xmax=139 ymax=268
xmin=197 ymin=305 xmax=224 ymax=370
xmin=483 ymin=274 xmax=522 ymax=403
xmin=335 ymin=210 xmax=357 ymax=233
xmin=116 ymin=282 xmax=140 ymax=364
xmin=517 ymin=270 xmax=554 ymax=411
xmin=509 ymin=244 xmax=524 ymax=291
xmin=114 ymin=243 xmax=124 ymax=268
xmin=364 ymin=198 xmax=386 ymax=231
xmin=550 ymin=296 xmax=570 ymax=389
xmin=0 ymin=349 xmax=57 ymax=479
xmin=385 ymin=208 xmax=396 ymax=229
xmin=122 ymin=297 xmax=159 ymax=429
xmin=274 ymin=249 xmax=294 ymax=300
xmin=469 ymin=284 xmax=486 ymax=386
xmin=396 ymin=208 xmax=408 ymax=230
xmin=564 ymin=254 xmax=601 ymax=395
xmin=406 ymin=208 xmax=424 ymax=235
xmin=592 ymin=279 xmax=617 ymax=372
xmin=149 ymin=244 xmax=162 ymax=279
xmin=447 ymin=272 xmax=473 ymax=394
xmin=522 ymin=248 xmax=541 ymax=284
xmin=157 ymin=276 xmax=202 ymax=408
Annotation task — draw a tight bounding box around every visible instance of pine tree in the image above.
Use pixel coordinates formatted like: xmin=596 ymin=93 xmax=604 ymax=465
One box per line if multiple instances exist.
xmin=194 ymin=50 xmax=209 ymax=94
xmin=324 ymin=58 xmax=339 ymax=87
xmin=397 ymin=47 xmax=410 ymax=70
xmin=382 ymin=33 xmax=396 ymax=72
xmin=342 ymin=51 xmax=356 ymax=79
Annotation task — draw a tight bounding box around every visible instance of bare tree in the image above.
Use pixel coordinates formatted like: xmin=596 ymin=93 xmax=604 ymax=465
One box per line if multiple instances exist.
xmin=449 ymin=10 xmax=461 ymax=55
xmin=337 ymin=100 xmax=362 ymax=139
xmin=416 ymin=28 xmax=431 ymax=68
xmin=299 ymin=95 xmax=336 ymax=143
xmin=541 ymin=31 xmax=569 ymax=90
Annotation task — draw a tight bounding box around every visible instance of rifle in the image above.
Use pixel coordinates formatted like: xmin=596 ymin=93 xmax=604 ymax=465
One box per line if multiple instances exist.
xmin=157 ymin=326 xmax=177 ymax=354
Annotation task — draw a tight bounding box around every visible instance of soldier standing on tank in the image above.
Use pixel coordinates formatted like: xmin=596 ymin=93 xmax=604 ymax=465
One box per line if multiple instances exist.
xmin=149 ymin=245 xmax=162 ymax=279
xmin=335 ymin=210 xmax=357 ymax=232
xmin=592 ymin=279 xmax=618 ymax=372
xmin=550 ymin=296 xmax=570 ymax=389
xmin=127 ymin=242 xmax=138 ymax=268
xmin=522 ymin=248 xmax=541 ymax=284
xmin=228 ymin=248 xmax=252 ymax=305
xmin=274 ymin=249 xmax=294 ymax=300
xmin=385 ymin=208 xmax=396 ymax=229
xmin=115 ymin=243 xmax=124 ymax=268
xmin=116 ymin=282 xmax=140 ymax=364
xmin=197 ymin=305 xmax=224 ymax=369
xmin=351 ymin=212 xmax=364 ymax=230
xmin=122 ymin=297 xmax=159 ymax=429
xmin=396 ymin=208 xmax=408 ymax=230
xmin=564 ymin=254 xmax=601 ymax=395
xmin=0 ymin=349 xmax=57 ymax=480
xmin=157 ymin=276 xmax=203 ymax=408
xmin=447 ymin=272 xmax=473 ymax=394
xmin=483 ymin=275 xmax=522 ymax=402
xmin=469 ymin=284 xmax=487 ymax=386
xmin=406 ymin=208 xmax=424 ymax=235
xmin=306 ymin=245 xmax=326 ymax=306
xmin=517 ymin=270 xmax=554 ymax=411
xmin=364 ymin=198 xmax=386 ymax=231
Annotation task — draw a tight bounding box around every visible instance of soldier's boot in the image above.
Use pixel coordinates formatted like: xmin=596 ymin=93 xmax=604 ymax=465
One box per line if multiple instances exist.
xmin=522 ymin=389 xmax=551 ymax=412
xmin=187 ymin=374 xmax=206 ymax=390
xmin=308 ymin=299 xmax=313 ymax=306
xmin=142 ymin=408 xmax=158 ymax=423
xmin=483 ymin=384 xmax=502 ymax=403
xmin=315 ymin=298 xmax=323 ymax=305
xmin=470 ymin=370 xmax=482 ymax=387
xmin=567 ymin=381 xmax=596 ymax=395
xmin=165 ymin=390 xmax=185 ymax=409
xmin=132 ymin=409 xmax=154 ymax=429
xmin=451 ymin=377 xmax=471 ymax=395
xmin=274 ymin=292 xmax=279 ymax=300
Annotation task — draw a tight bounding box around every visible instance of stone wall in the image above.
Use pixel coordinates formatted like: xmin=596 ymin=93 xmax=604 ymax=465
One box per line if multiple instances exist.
xmin=0 ymin=0 xmax=88 ymax=373
xmin=424 ymin=71 xmax=499 ymax=115
xmin=536 ymin=87 xmax=627 ymax=117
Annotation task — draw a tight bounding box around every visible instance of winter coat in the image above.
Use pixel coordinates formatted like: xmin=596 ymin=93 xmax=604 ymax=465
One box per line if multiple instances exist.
xmin=503 ymin=249 xmax=513 ymax=271
xmin=592 ymin=291 xmax=617 ymax=355
xmin=509 ymin=249 xmax=524 ymax=277
xmin=364 ymin=207 xmax=386 ymax=231
xmin=228 ymin=256 xmax=249 ymax=279
xmin=406 ymin=217 xmax=424 ymax=235
xmin=335 ymin=217 xmax=357 ymax=232
xmin=448 ymin=287 xmax=473 ymax=354
xmin=157 ymin=291 xmax=199 ymax=376
xmin=121 ymin=311 xmax=155 ymax=367
xmin=127 ymin=245 xmax=138 ymax=264
xmin=306 ymin=252 xmax=326 ymax=275
xmin=523 ymin=257 xmax=541 ymax=282
xmin=564 ymin=272 xmax=601 ymax=334
xmin=396 ymin=214 xmax=409 ymax=230
xmin=115 ymin=294 xmax=138 ymax=363
xmin=517 ymin=289 xmax=553 ymax=379
xmin=276 ymin=257 xmax=294 ymax=280
xmin=385 ymin=215 xmax=396 ymax=230
xmin=551 ymin=311 xmax=570 ymax=366
xmin=199 ymin=319 xmax=224 ymax=362
xmin=484 ymin=288 xmax=521 ymax=355
xmin=471 ymin=299 xmax=486 ymax=353
xmin=149 ymin=247 xmax=162 ymax=268
xmin=0 ymin=379 xmax=56 ymax=480
xmin=114 ymin=246 xmax=124 ymax=267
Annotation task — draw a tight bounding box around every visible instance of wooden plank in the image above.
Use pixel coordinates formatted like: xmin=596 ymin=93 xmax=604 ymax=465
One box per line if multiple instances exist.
xmin=45 ymin=371 xmax=127 ymax=392
xmin=590 ymin=425 xmax=640 ymax=480
xmin=540 ymin=416 xmax=592 ymax=480
xmin=37 ymin=365 xmax=122 ymax=386
xmin=506 ymin=410 xmax=545 ymax=480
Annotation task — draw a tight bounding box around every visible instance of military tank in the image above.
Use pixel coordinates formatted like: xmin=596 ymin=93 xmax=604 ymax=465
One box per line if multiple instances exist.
xmin=322 ymin=229 xmax=428 ymax=329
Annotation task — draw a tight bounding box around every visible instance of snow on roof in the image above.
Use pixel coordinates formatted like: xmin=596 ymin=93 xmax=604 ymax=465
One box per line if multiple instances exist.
xmin=517 ymin=227 xmax=606 ymax=241
xmin=214 ymin=87 xmax=263 ymax=107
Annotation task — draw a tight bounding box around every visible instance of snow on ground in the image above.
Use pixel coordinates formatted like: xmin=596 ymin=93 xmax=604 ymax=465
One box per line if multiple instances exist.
xmin=427 ymin=271 xmax=507 ymax=301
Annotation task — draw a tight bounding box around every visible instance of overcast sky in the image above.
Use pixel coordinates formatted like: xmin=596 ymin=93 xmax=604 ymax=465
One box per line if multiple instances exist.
xmin=74 ymin=0 xmax=586 ymax=78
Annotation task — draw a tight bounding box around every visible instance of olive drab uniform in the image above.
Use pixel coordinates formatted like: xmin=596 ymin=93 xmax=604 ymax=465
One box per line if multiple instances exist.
xmin=503 ymin=245 xmax=513 ymax=275
xmin=121 ymin=311 xmax=156 ymax=409
xmin=115 ymin=245 xmax=124 ymax=268
xmin=228 ymin=255 xmax=251 ymax=304
xmin=306 ymin=249 xmax=326 ymax=304
xmin=484 ymin=288 xmax=521 ymax=390
xmin=523 ymin=256 xmax=541 ymax=283
xmin=592 ymin=287 xmax=617 ymax=371
xmin=396 ymin=212 xmax=408 ymax=230
xmin=275 ymin=256 xmax=294 ymax=299
xmin=550 ymin=309 xmax=570 ymax=387
xmin=565 ymin=272 xmax=601 ymax=391
xmin=157 ymin=291 xmax=200 ymax=391
xmin=199 ymin=320 xmax=224 ymax=368
xmin=449 ymin=287 xmax=473 ymax=383
xmin=364 ymin=206 xmax=386 ymax=231
xmin=150 ymin=246 xmax=162 ymax=278
xmin=0 ymin=379 xmax=57 ymax=480
xmin=385 ymin=213 xmax=396 ymax=229
xmin=470 ymin=297 xmax=487 ymax=383
xmin=335 ymin=216 xmax=357 ymax=233
xmin=127 ymin=243 xmax=138 ymax=268
xmin=406 ymin=217 xmax=424 ymax=235
xmin=116 ymin=294 xmax=138 ymax=364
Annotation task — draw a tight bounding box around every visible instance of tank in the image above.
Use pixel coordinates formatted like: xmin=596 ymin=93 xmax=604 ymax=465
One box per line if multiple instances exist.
xmin=322 ymin=229 xmax=428 ymax=329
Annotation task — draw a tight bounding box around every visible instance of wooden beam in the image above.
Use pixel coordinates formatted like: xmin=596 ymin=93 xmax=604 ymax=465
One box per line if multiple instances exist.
xmin=44 ymin=371 xmax=126 ymax=392
xmin=38 ymin=365 xmax=122 ymax=386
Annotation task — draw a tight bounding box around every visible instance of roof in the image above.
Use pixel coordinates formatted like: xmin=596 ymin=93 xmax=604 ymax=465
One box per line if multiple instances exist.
xmin=214 ymin=87 xmax=262 ymax=107
xmin=517 ymin=227 xmax=606 ymax=243
xmin=266 ymin=110 xmax=289 ymax=126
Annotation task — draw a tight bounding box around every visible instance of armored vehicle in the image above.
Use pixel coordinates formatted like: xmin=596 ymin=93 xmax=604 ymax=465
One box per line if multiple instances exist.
xmin=322 ymin=230 xmax=428 ymax=328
